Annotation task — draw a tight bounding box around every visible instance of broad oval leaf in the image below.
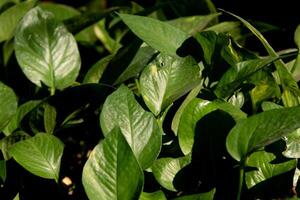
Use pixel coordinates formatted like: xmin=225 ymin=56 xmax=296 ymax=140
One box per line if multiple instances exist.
xmin=82 ymin=128 xmax=144 ymax=200
xmin=245 ymin=151 xmax=297 ymax=188
xmin=14 ymin=7 xmax=81 ymax=90
xmin=178 ymin=98 xmax=246 ymax=155
xmin=119 ymin=13 xmax=188 ymax=56
xmin=9 ymin=133 xmax=64 ymax=182
xmin=152 ymin=155 xmax=191 ymax=191
xmin=226 ymin=106 xmax=300 ymax=161
xmin=100 ymin=85 xmax=161 ymax=169
xmin=140 ymin=54 xmax=201 ymax=116
xmin=0 ymin=0 xmax=36 ymax=42
xmin=0 ymin=81 xmax=17 ymax=132
xmin=173 ymin=188 xmax=216 ymax=200
xmin=139 ymin=191 xmax=166 ymax=200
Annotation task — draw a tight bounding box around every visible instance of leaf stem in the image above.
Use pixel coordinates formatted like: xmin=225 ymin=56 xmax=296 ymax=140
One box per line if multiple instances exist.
xmin=237 ymin=164 xmax=244 ymax=200
xmin=50 ymin=87 xmax=55 ymax=96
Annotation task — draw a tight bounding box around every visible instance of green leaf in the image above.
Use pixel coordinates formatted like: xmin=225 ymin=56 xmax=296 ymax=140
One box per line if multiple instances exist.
xmin=13 ymin=193 xmax=19 ymax=200
xmin=119 ymin=13 xmax=188 ymax=56
xmin=168 ymin=13 xmax=220 ymax=35
xmin=282 ymin=128 xmax=300 ymax=158
xmin=39 ymin=2 xmax=79 ymax=21
xmin=178 ymin=98 xmax=246 ymax=155
xmin=114 ymin=44 xmax=157 ymax=85
xmin=261 ymin=101 xmax=283 ymax=111
xmin=245 ymin=151 xmax=297 ymax=188
xmin=3 ymin=100 xmax=41 ymax=136
xmin=205 ymin=21 xmax=242 ymax=40
xmin=0 ymin=160 xmax=6 ymax=182
xmin=172 ymin=188 xmax=216 ymax=200
xmin=152 ymin=155 xmax=191 ymax=191
xmin=194 ymin=31 xmax=218 ymax=65
xmin=100 ymin=85 xmax=161 ymax=169
xmin=172 ymin=84 xmax=201 ymax=135
xmin=0 ymin=81 xmax=17 ymax=132
xmin=0 ymin=0 xmax=36 ymax=42
xmin=214 ymin=57 xmax=277 ymax=98
xmin=83 ymin=54 xmax=114 ymax=84
xmin=139 ymin=191 xmax=167 ymax=200
xmin=14 ymin=7 xmax=81 ymax=91
xmin=140 ymin=54 xmax=201 ymax=116
xmin=82 ymin=128 xmax=144 ymax=200
xmin=226 ymin=106 xmax=300 ymax=161
xmin=43 ymin=103 xmax=56 ymax=134
xmin=9 ymin=133 xmax=64 ymax=182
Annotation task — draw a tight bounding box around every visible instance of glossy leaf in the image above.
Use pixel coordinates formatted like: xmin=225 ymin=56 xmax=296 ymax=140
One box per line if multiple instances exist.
xmin=139 ymin=191 xmax=167 ymax=200
xmin=100 ymin=85 xmax=161 ymax=169
xmin=82 ymin=128 xmax=143 ymax=200
xmin=226 ymin=106 xmax=300 ymax=161
xmin=168 ymin=13 xmax=220 ymax=35
xmin=283 ymin=128 xmax=300 ymax=158
xmin=173 ymin=189 xmax=216 ymax=200
xmin=9 ymin=133 xmax=64 ymax=182
xmin=83 ymin=54 xmax=114 ymax=84
xmin=0 ymin=81 xmax=17 ymax=132
xmin=3 ymin=100 xmax=41 ymax=136
xmin=172 ymin=84 xmax=201 ymax=135
xmin=0 ymin=0 xmax=36 ymax=42
xmin=140 ymin=54 xmax=201 ymax=116
xmin=152 ymin=155 xmax=191 ymax=191
xmin=245 ymin=151 xmax=297 ymax=188
xmin=119 ymin=13 xmax=188 ymax=56
xmin=43 ymin=103 xmax=56 ymax=134
xmin=214 ymin=57 xmax=277 ymax=98
xmin=178 ymin=98 xmax=246 ymax=155
xmin=14 ymin=7 xmax=81 ymax=90
xmin=0 ymin=160 xmax=6 ymax=182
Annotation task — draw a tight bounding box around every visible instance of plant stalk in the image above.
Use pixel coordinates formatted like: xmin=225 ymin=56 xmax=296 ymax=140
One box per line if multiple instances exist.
xmin=237 ymin=165 xmax=244 ymax=200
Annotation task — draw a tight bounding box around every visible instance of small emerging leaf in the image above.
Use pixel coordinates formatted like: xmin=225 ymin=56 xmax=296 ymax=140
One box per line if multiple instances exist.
xmin=43 ymin=103 xmax=57 ymax=134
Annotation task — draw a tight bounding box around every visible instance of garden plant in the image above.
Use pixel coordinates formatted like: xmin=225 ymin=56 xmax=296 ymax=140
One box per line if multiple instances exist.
xmin=1 ymin=0 xmax=300 ymax=199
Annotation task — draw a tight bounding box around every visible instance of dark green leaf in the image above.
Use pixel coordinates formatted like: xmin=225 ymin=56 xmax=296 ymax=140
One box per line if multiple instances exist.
xmin=0 ymin=81 xmax=17 ymax=132
xmin=245 ymin=151 xmax=296 ymax=188
xmin=226 ymin=106 xmax=300 ymax=161
xmin=214 ymin=57 xmax=277 ymax=98
xmin=119 ymin=13 xmax=188 ymax=56
xmin=178 ymin=98 xmax=246 ymax=155
xmin=83 ymin=54 xmax=114 ymax=84
xmin=0 ymin=0 xmax=36 ymax=42
xmin=139 ymin=191 xmax=166 ymax=200
xmin=3 ymin=100 xmax=41 ymax=136
xmin=43 ymin=103 xmax=56 ymax=134
xmin=100 ymin=85 xmax=161 ymax=169
xmin=152 ymin=155 xmax=191 ymax=191
xmin=140 ymin=54 xmax=201 ymax=115
xmin=194 ymin=31 xmax=218 ymax=65
xmin=172 ymin=188 xmax=215 ymax=200
xmin=82 ymin=128 xmax=144 ymax=200
xmin=9 ymin=133 xmax=64 ymax=182
xmin=14 ymin=7 xmax=81 ymax=91
xmin=0 ymin=160 xmax=6 ymax=182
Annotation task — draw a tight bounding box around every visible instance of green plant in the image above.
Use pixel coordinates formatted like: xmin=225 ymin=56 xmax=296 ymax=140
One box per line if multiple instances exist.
xmin=1 ymin=0 xmax=300 ymax=200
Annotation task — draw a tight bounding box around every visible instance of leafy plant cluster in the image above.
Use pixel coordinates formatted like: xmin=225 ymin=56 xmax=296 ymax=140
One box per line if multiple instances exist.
xmin=1 ymin=0 xmax=300 ymax=199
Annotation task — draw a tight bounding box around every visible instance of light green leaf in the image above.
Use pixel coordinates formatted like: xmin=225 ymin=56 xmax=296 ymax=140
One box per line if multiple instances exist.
xmin=205 ymin=21 xmax=242 ymax=40
xmin=13 ymin=193 xmax=19 ymax=200
xmin=245 ymin=151 xmax=297 ymax=188
xmin=172 ymin=188 xmax=216 ymax=200
xmin=178 ymin=98 xmax=246 ymax=155
xmin=0 ymin=160 xmax=6 ymax=182
xmin=168 ymin=13 xmax=220 ymax=35
xmin=9 ymin=133 xmax=64 ymax=182
xmin=82 ymin=128 xmax=144 ymax=200
xmin=172 ymin=84 xmax=201 ymax=135
xmin=119 ymin=13 xmax=188 ymax=56
xmin=282 ymin=128 xmax=300 ymax=158
xmin=0 ymin=0 xmax=36 ymax=42
xmin=140 ymin=54 xmax=201 ymax=116
xmin=83 ymin=54 xmax=114 ymax=84
xmin=3 ymin=100 xmax=40 ymax=136
xmin=226 ymin=106 xmax=300 ymax=161
xmin=228 ymin=92 xmax=244 ymax=108
xmin=43 ymin=103 xmax=56 ymax=134
xmin=39 ymin=2 xmax=79 ymax=21
xmin=0 ymin=81 xmax=17 ymax=132
xmin=261 ymin=101 xmax=283 ymax=111
xmin=139 ymin=191 xmax=167 ymax=200
xmin=214 ymin=57 xmax=277 ymax=98
xmin=14 ymin=7 xmax=81 ymax=91
xmin=100 ymin=85 xmax=161 ymax=169
xmin=152 ymin=155 xmax=191 ymax=191
xmin=114 ymin=44 xmax=157 ymax=85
